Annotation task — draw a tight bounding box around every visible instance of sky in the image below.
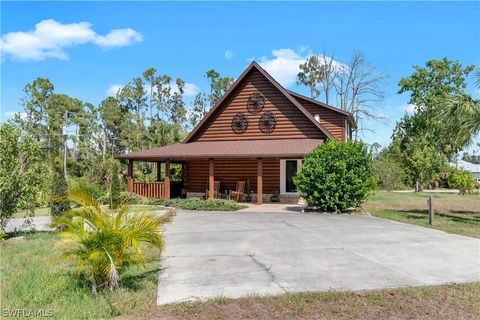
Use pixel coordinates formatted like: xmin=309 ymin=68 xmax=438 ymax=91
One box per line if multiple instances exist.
xmin=1 ymin=1 xmax=479 ymax=150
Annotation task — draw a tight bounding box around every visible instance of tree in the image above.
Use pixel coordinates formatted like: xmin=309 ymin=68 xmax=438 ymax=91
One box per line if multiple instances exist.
xmin=296 ymin=51 xmax=387 ymax=137
xmin=373 ymin=158 xmax=406 ymax=190
xmin=50 ymin=167 xmax=70 ymax=216
xmin=396 ymin=58 xmax=475 ymax=158
xmin=54 ymin=188 xmax=173 ymax=293
xmin=334 ymin=51 xmax=387 ymax=138
xmin=435 ymin=69 xmax=480 ymax=150
xmin=110 ymin=162 xmax=121 ymax=209
xmin=297 ymin=55 xmax=321 ymax=99
xmin=169 ymin=79 xmax=187 ymax=142
xmin=295 ymin=140 xmax=374 ymax=212
xmin=297 ymin=50 xmax=337 ymax=103
xmin=0 ymin=123 xmax=47 ymax=229
xmin=142 ymin=67 xmax=158 ymax=121
xmin=448 ymin=169 xmax=476 ymax=195
xmin=189 ymin=92 xmax=209 ymax=128
xmin=205 ymin=69 xmax=234 ymax=107
xmin=402 ymin=140 xmax=447 ymax=191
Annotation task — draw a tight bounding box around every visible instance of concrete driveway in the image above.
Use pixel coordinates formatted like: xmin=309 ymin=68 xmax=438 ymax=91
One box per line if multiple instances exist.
xmin=157 ymin=210 xmax=480 ymax=304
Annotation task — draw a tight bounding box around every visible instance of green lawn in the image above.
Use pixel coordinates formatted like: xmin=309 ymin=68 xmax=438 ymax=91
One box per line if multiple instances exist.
xmin=0 ymin=232 xmax=160 ymax=319
xmin=13 ymin=207 xmax=50 ymax=218
xmin=363 ymin=191 xmax=480 ymax=238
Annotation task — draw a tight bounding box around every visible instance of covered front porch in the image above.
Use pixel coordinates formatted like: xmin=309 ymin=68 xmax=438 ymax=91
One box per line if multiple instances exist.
xmin=117 ymin=139 xmax=324 ymax=205
xmin=125 ymin=157 xmax=270 ymax=205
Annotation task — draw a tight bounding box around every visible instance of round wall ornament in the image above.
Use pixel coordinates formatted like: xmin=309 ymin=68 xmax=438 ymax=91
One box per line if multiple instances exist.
xmin=247 ymin=92 xmax=265 ymax=113
xmin=259 ymin=112 xmax=277 ymax=133
xmin=231 ymin=113 xmax=249 ymax=134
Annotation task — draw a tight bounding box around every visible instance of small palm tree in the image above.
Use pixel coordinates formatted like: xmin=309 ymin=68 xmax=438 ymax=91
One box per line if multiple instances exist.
xmin=437 ymin=70 xmax=480 ymax=149
xmin=53 ymin=188 xmax=173 ymax=293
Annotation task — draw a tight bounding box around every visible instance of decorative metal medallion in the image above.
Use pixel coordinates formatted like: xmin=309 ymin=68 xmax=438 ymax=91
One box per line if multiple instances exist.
xmin=247 ymin=92 xmax=265 ymax=114
xmin=259 ymin=112 xmax=277 ymax=133
xmin=231 ymin=113 xmax=249 ymax=134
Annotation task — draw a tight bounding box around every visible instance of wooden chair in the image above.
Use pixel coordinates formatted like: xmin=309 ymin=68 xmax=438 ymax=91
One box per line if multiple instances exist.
xmin=206 ymin=180 xmax=221 ymax=199
xmin=229 ymin=180 xmax=246 ymax=202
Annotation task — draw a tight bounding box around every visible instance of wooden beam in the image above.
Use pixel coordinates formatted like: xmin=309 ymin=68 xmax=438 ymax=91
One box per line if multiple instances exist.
xmin=209 ymin=159 xmax=214 ymax=199
xmin=127 ymin=160 xmax=134 ymax=193
xmin=257 ymin=158 xmax=263 ymax=205
xmin=156 ymin=161 xmax=161 ymax=182
xmin=165 ymin=160 xmax=170 ymax=199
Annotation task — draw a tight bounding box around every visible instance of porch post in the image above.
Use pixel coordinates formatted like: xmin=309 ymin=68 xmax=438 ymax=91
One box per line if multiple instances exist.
xmin=156 ymin=161 xmax=162 ymax=182
xmin=165 ymin=159 xmax=170 ymax=199
xmin=257 ymin=158 xmax=263 ymax=205
xmin=127 ymin=160 xmax=134 ymax=193
xmin=209 ymin=158 xmax=214 ymax=199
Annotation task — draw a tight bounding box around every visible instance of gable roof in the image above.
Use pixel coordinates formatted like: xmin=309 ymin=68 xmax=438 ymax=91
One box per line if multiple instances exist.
xmin=183 ymin=61 xmax=335 ymax=143
xmin=287 ymin=90 xmax=357 ymax=129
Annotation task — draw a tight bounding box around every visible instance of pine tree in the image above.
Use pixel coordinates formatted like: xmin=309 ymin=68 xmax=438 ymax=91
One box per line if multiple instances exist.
xmin=50 ymin=168 xmax=70 ymax=216
xmin=110 ymin=162 xmax=121 ymax=209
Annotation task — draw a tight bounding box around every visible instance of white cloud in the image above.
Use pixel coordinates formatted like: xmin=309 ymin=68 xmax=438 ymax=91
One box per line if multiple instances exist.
xmin=183 ymin=83 xmax=200 ymax=97
xmin=5 ymin=111 xmax=27 ymax=119
xmin=258 ymin=48 xmax=346 ymax=87
xmin=106 ymin=82 xmax=199 ymax=98
xmin=106 ymin=84 xmax=124 ymax=97
xmin=95 ymin=28 xmax=143 ymax=49
xmin=224 ymin=50 xmax=235 ymax=59
xmin=401 ymin=104 xmax=416 ymax=114
xmin=1 ymin=19 xmax=143 ymax=61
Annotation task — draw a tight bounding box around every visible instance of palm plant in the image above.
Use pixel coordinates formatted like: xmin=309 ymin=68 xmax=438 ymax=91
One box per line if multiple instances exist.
xmin=437 ymin=70 xmax=480 ymax=149
xmin=53 ymin=188 xmax=173 ymax=293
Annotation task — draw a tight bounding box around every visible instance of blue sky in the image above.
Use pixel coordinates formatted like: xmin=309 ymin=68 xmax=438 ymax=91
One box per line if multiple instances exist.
xmin=1 ymin=1 xmax=479 ymax=150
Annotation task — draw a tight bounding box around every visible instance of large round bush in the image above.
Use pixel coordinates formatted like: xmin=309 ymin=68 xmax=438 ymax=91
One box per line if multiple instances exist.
xmin=295 ymin=140 xmax=374 ymax=212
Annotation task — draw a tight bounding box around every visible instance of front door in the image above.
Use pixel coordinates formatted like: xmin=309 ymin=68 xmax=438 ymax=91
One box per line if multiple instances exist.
xmin=280 ymin=159 xmax=302 ymax=194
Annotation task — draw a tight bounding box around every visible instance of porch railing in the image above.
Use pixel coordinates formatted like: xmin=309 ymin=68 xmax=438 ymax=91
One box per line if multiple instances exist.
xmin=132 ymin=182 xmax=166 ymax=199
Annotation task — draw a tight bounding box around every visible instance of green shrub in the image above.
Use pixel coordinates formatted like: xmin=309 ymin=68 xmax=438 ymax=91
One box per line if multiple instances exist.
xmin=50 ymin=169 xmax=70 ymax=216
xmin=119 ymin=192 xmax=143 ymax=205
xmin=295 ymin=140 xmax=375 ymax=212
xmin=147 ymin=197 xmax=246 ymax=211
xmin=373 ymin=158 xmax=406 ymax=190
xmin=448 ymin=169 xmax=476 ymax=195
xmin=110 ymin=162 xmax=121 ymax=209
xmin=71 ymin=178 xmax=105 ymax=200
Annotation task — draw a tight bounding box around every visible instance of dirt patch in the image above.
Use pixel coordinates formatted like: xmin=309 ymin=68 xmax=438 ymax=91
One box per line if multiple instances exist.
xmin=118 ymin=283 xmax=480 ymax=320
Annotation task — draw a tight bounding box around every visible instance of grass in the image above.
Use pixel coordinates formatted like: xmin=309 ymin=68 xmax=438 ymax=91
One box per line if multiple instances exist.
xmin=147 ymin=283 xmax=480 ymax=320
xmin=2 ymin=234 xmax=478 ymax=320
xmin=0 ymin=232 xmax=161 ymax=319
xmin=13 ymin=207 xmax=50 ymax=218
xmin=363 ymin=191 xmax=480 ymax=238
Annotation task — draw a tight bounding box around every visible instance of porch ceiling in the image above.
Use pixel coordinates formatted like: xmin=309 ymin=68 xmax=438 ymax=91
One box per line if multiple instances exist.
xmin=116 ymin=138 xmax=324 ymax=161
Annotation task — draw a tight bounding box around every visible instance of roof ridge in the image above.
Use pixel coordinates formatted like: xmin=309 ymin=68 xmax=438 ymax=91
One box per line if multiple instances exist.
xmin=182 ymin=61 xmax=333 ymax=143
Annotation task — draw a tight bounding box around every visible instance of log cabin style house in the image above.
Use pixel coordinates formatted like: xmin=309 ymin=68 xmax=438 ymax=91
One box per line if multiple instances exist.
xmin=117 ymin=61 xmax=356 ymax=204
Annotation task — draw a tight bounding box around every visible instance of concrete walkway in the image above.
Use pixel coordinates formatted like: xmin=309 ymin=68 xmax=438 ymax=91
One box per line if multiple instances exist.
xmin=157 ymin=210 xmax=480 ymax=305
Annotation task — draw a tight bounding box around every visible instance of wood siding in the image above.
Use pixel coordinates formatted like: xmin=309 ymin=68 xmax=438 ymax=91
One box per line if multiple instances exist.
xmin=294 ymin=96 xmax=347 ymax=141
xmin=190 ymin=69 xmax=327 ymax=142
xmin=185 ymin=158 xmax=280 ymax=194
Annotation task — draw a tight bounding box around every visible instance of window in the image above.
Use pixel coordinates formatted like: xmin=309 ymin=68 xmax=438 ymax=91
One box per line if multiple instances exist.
xmin=280 ymin=159 xmax=303 ymax=194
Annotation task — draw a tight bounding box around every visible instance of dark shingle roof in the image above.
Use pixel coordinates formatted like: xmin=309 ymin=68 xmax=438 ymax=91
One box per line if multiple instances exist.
xmin=116 ymin=139 xmax=323 ymax=161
